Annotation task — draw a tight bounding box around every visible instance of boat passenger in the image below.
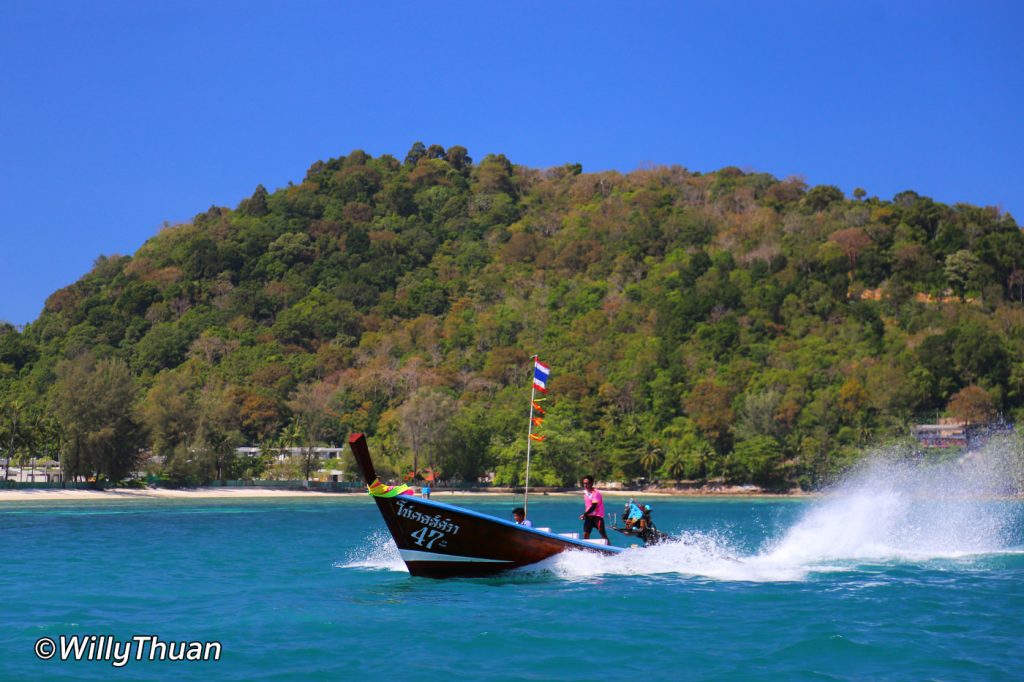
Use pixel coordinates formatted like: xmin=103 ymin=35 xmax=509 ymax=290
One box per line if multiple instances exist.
xmin=579 ymin=475 xmax=610 ymax=544
xmin=636 ymin=504 xmax=668 ymax=545
xmin=641 ymin=504 xmax=653 ymax=529
xmin=623 ymin=499 xmax=644 ymax=530
xmin=512 ymin=507 xmax=533 ymax=528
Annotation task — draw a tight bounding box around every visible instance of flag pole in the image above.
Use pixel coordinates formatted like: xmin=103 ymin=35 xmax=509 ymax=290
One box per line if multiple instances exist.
xmin=524 ymin=355 xmax=538 ymax=517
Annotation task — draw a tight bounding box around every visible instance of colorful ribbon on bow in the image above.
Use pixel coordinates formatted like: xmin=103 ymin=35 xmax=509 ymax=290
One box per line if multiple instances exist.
xmin=367 ymin=478 xmax=414 ymax=498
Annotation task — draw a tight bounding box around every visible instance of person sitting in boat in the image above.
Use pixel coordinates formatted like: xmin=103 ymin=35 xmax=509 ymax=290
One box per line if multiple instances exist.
xmin=512 ymin=507 xmax=533 ymax=528
xmin=623 ymin=499 xmax=644 ymax=530
xmin=636 ymin=504 xmax=668 ymax=545
xmin=641 ymin=504 xmax=654 ymax=528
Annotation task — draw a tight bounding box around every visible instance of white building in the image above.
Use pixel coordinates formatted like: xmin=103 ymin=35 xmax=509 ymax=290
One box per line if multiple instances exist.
xmin=235 ymin=446 xmax=346 ymax=462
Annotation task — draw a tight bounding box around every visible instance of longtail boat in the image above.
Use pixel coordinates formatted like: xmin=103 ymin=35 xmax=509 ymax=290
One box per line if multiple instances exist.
xmin=350 ymin=433 xmax=623 ymax=578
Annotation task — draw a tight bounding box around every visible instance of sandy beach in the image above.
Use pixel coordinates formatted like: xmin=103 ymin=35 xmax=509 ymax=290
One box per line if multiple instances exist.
xmin=0 ymin=486 xmax=809 ymax=502
xmin=0 ymin=487 xmax=343 ymax=502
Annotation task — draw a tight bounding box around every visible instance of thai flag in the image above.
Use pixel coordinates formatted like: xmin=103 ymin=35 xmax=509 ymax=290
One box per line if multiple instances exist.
xmin=533 ymin=359 xmax=550 ymax=393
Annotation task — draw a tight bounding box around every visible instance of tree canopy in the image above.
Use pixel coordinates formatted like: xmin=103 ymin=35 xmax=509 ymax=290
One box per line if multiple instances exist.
xmin=2 ymin=144 xmax=1022 ymax=488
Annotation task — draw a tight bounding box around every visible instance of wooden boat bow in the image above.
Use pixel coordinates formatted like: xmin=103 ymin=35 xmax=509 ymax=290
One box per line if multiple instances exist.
xmin=349 ymin=432 xmax=622 ymax=578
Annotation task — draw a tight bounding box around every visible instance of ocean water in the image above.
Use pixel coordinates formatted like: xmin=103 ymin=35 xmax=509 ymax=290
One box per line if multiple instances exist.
xmin=2 ymin=462 xmax=1023 ymax=681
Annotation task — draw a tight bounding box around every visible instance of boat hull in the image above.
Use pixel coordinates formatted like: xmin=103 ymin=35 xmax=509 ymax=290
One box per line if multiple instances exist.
xmin=370 ymin=493 xmax=620 ymax=578
xmin=350 ymin=433 xmax=621 ymax=578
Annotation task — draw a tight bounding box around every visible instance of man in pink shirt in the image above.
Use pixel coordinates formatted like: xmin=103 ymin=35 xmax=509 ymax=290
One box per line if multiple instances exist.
xmin=579 ymin=475 xmax=610 ymax=544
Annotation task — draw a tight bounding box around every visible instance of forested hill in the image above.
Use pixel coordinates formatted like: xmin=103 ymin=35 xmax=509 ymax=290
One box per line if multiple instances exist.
xmin=2 ymin=143 xmax=1022 ymax=489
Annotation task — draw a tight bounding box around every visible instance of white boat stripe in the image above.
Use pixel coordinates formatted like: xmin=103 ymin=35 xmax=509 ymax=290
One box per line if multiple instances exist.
xmin=399 ymin=549 xmax=514 ymax=563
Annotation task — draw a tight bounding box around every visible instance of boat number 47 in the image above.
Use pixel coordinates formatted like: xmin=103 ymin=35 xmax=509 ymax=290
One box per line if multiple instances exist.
xmin=410 ymin=526 xmax=445 ymax=549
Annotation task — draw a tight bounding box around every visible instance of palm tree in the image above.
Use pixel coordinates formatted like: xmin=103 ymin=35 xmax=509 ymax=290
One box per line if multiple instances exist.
xmin=281 ymin=419 xmax=307 ymax=479
xmin=662 ymin=448 xmax=687 ymax=482
xmin=2 ymin=400 xmax=24 ymax=482
xmin=38 ymin=416 xmax=64 ymax=485
xmin=639 ymin=441 xmax=663 ymax=483
xmin=203 ymin=430 xmax=235 ymax=482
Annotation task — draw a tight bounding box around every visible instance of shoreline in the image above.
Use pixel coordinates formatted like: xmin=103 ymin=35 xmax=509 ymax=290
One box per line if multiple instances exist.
xmin=0 ymin=488 xmax=341 ymax=502
xmin=0 ymin=487 xmax=1017 ymax=502
xmin=0 ymin=486 xmax=813 ymax=502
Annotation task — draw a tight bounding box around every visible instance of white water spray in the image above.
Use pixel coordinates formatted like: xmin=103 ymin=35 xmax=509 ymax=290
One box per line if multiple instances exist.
xmin=338 ymin=529 xmax=406 ymax=572
xmin=763 ymin=450 xmax=1016 ymax=565
xmin=545 ymin=439 xmax=1024 ymax=582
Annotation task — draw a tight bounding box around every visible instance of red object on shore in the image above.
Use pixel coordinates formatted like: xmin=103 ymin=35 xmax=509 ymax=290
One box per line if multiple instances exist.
xmin=349 ymin=433 xmax=622 ymax=579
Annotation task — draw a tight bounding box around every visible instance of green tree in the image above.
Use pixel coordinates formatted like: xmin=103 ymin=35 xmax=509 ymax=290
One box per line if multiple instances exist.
xmin=658 ymin=419 xmax=714 ymax=481
xmin=195 ymin=381 xmax=244 ymax=481
xmin=731 ymin=435 xmax=783 ymax=487
xmin=438 ymin=403 xmax=494 ymax=482
xmin=445 ymin=145 xmax=472 ymax=174
xmin=238 ymin=184 xmax=270 ymax=217
xmin=944 ymin=249 xmax=981 ymax=301
xmin=404 ymin=141 xmax=427 ymax=167
xmin=802 ymin=185 xmax=845 ymax=212
xmin=51 ymin=356 xmax=145 ymax=483
xmin=734 ymin=389 xmax=784 ymax=442
xmin=684 ymin=380 xmax=734 ymax=453
xmin=287 ymin=379 xmax=342 ymax=481
xmin=639 ymin=441 xmax=663 ymax=482
xmin=1 ymin=398 xmax=25 ymax=481
xmin=396 ymin=388 xmax=456 ymax=478
xmin=140 ymin=369 xmax=197 ymax=459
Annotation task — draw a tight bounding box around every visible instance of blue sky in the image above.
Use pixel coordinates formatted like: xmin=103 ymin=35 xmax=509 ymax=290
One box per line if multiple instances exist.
xmin=1 ymin=1 xmax=1021 ymax=326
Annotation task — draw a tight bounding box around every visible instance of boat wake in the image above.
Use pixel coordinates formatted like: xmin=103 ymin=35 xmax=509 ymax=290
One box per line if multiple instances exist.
xmin=537 ymin=531 xmax=807 ymax=581
xmin=536 ymin=445 xmax=1024 ymax=583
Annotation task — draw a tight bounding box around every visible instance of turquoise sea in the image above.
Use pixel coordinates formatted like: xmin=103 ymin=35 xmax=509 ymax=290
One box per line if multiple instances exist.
xmin=2 ymin=473 xmax=1023 ymax=680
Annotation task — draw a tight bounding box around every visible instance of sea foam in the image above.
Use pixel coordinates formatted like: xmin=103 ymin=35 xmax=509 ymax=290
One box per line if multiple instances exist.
xmin=542 ymin=439 xmax=1023 ymax=582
